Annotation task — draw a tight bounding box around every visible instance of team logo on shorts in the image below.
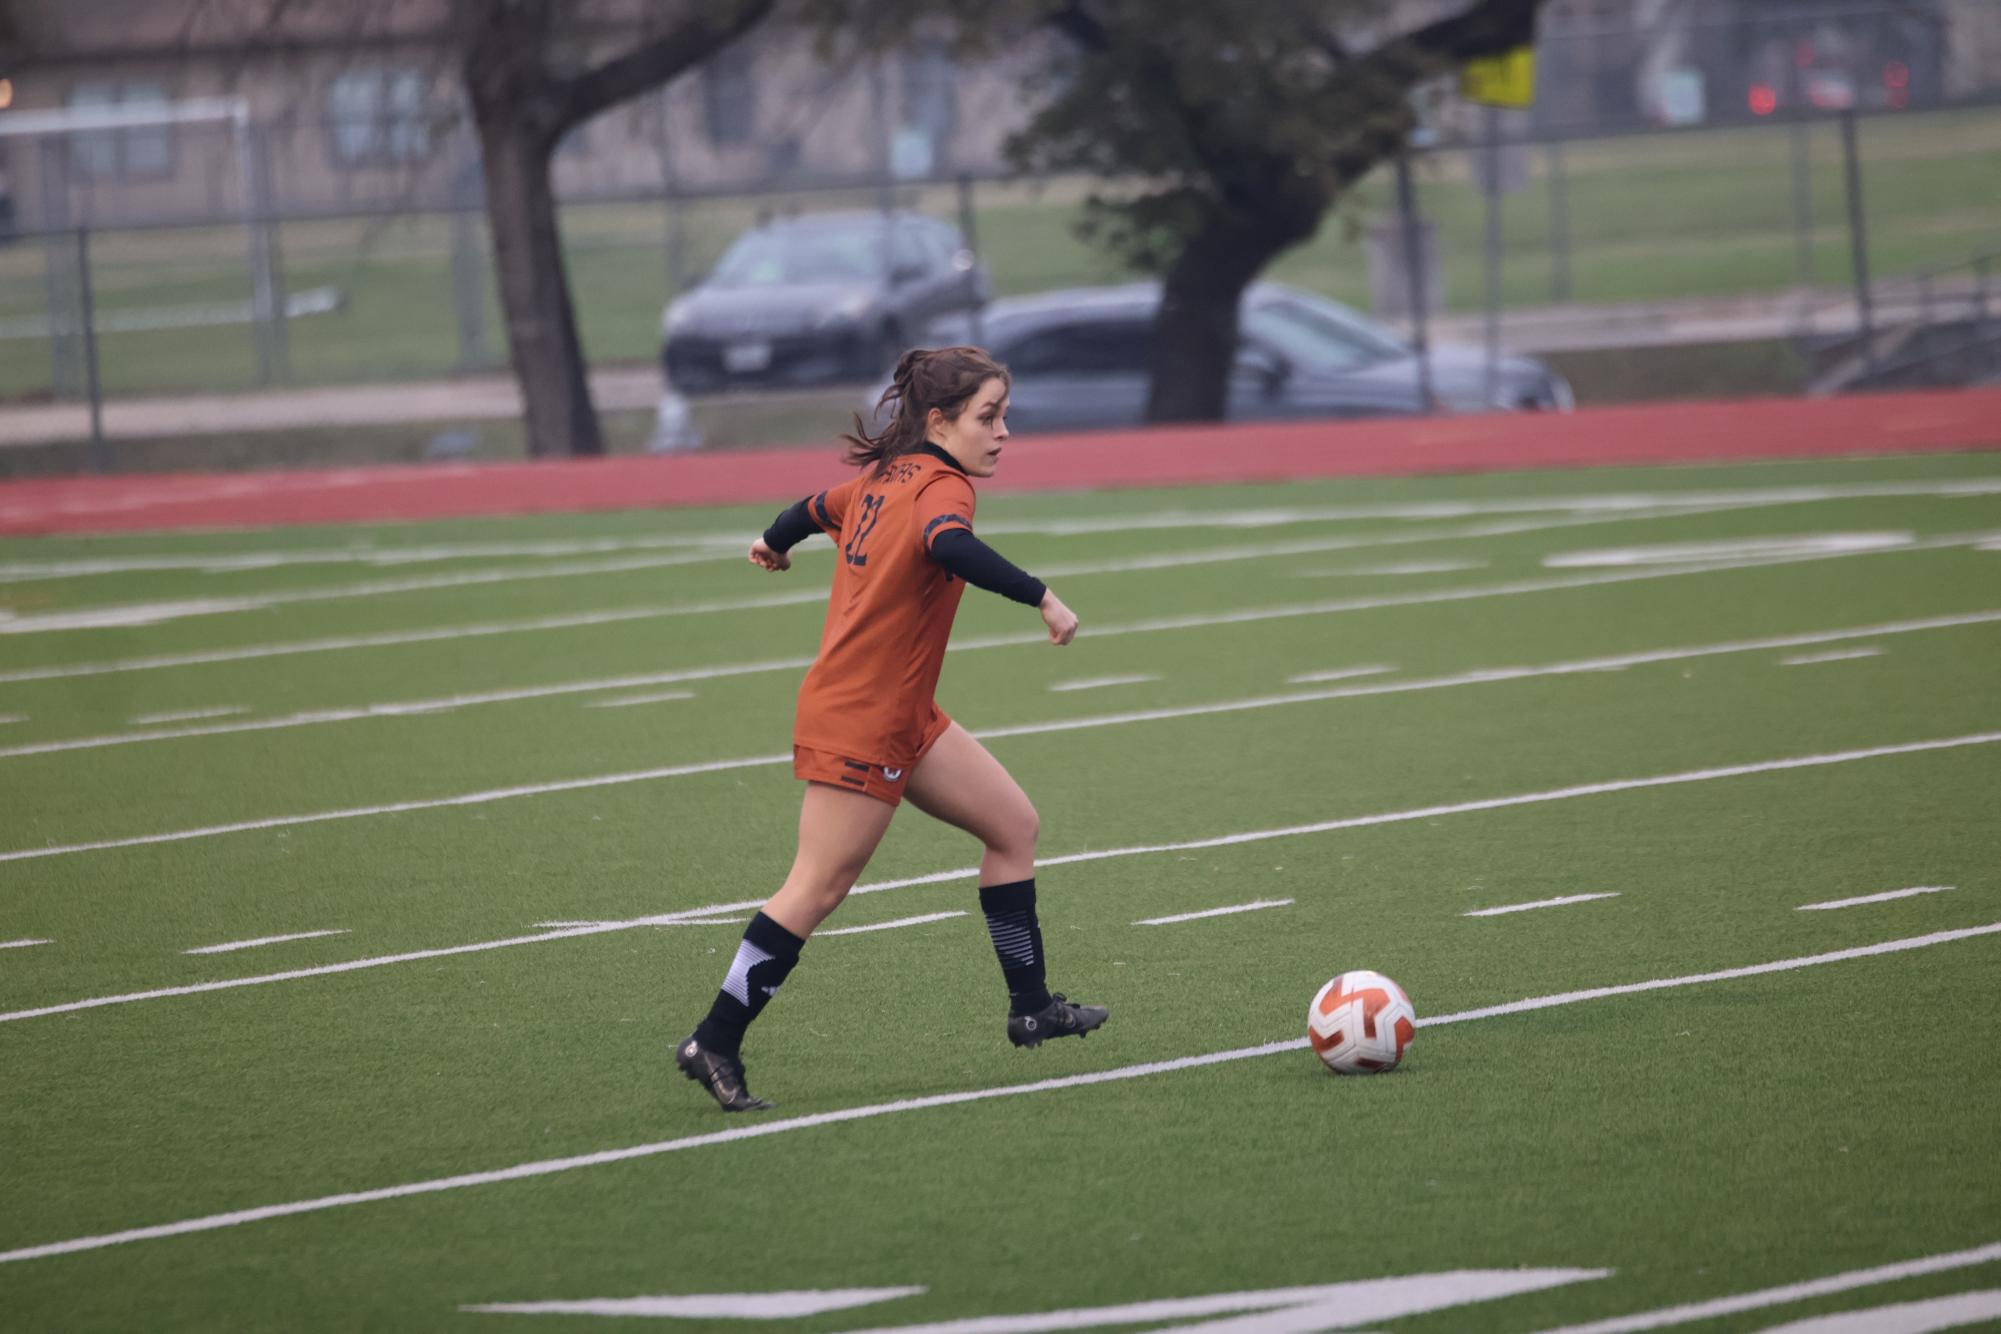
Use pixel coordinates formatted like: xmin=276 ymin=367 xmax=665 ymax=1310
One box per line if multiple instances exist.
xmin=883 ymin=768 xmax=903 ymax=782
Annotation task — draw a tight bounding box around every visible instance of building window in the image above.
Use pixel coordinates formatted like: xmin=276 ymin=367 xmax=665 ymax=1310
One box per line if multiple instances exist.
xmin=703 ymin=46 xmax=756 ymax=147
xmin=327 ymin=67 xmax=431 ymax=166
xmin=66 ymin=81 xmax=173 ymax=180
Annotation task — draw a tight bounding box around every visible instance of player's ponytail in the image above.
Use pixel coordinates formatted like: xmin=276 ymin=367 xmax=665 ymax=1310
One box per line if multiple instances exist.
xmin=843 ymin=345 xmax=1009 ymax=473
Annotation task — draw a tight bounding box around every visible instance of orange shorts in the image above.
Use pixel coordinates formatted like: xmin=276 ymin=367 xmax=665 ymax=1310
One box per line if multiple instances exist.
xmin=794 ymin=709 xmax=953 ymax=808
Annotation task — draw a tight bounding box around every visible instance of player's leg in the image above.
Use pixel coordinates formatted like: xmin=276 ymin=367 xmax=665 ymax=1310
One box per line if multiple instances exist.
xmin=905 ymin=722 xmax=1107 ymax=1047
xmin=679 ymin=782 xmax=896 ymax=1111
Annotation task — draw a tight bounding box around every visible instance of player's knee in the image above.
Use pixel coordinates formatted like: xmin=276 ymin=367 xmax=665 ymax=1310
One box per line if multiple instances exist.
xmin=1005 ymin=801 xmax=1040 ymax=856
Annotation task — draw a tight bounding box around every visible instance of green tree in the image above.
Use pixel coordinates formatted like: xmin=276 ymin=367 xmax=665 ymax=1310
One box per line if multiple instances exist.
xmin=1010 ymin=0 xmax=1548 ymax=423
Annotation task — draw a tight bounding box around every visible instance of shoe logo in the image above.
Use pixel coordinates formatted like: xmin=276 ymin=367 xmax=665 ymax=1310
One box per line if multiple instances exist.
xmin=682 ymin=1042 xmax=697 ymax=1058
xmin=882 ymin=768 xmax=903 ymax=782
xmin=1024 ymin=1017 xmax=1037 ymax=1031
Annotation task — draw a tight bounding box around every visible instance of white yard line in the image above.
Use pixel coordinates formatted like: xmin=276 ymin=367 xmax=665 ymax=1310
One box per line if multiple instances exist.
xmin=0 ymin=938 xmax=52 ymax=949
xmin=585 ymin=690 xmax=696 ymax=708
xmin=8 ymin=538 xmax=1999 ymax=762
xmin=1135 ymin=899 xmax=1293 ymax=926
xmin=1545 ymin=532 xmax=1914 ymax=568
xmin=7 ymin=606 xmax=2001 ymax=851
xmin=1286 ymin=664 xmax=1396 ymax=686
xmin=2 ymin=921 xmax=1994 ymax=1267
xmin=127 ymin=705 xmax=247 ymax=726
xmin=1524 ymin=1240 xmax=2001 ymax=1334
xmin=182 ymin=929 xmax=351 ymax=956
xmin=6 ymin=730 xmax=1999 ymax=1023
xmin=1781 ymin=647 xmax=1884 ymax=666
xmin=0 ymin=713 xmax=25 ymax=724
xmin=1797 ymin=885 xmax=1955 ymax=912
xmin=1463 ymin=892 xmax=1622 ymax=917
xmin=5 ymin=514 xmax=1992 ymax=689
xmin=1048 ymin=674 xmax=1160 ymax=692
xmin=1306 ymin=559 xmax=1488 ymax=576
xmin=818 ymin=911 xmax=969 ymax=937
xmin=4 ymin=477 xmax=1995 ymax=583
xmin=0 ymin=505 xmax=1725 ymax=642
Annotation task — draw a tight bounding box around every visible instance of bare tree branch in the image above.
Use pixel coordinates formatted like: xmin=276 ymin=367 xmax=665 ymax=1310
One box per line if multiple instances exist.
xmin=558 ymin=0 xmax=776 ymax=131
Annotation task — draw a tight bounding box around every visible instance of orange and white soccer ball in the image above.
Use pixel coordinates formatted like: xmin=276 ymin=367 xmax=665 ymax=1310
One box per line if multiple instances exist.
xmin=1308 ymin=970 xmax=1416 ymax=1074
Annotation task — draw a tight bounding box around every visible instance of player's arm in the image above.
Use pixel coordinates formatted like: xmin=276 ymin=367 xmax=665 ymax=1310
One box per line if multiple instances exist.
xmin=751 ymin=485 xmax=850 ymax=572
xmin=927 ymin=526 xmax=1079 ymax=646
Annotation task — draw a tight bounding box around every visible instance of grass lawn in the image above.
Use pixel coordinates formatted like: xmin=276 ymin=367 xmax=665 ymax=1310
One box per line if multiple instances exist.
xmin=1 ymin=106 xmax=1995 ymax=401
xmin=1 ymin=450 xmax=1999 ymax=1330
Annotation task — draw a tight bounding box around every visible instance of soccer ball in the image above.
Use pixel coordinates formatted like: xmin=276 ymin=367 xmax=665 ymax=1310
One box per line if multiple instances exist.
xmin=1308 ymin=970 xmax=1416 ymax=1075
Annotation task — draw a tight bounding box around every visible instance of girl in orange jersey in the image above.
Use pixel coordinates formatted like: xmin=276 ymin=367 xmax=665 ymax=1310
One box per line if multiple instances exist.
xmin=676 ymin=346 xmax=1108 ymax=1112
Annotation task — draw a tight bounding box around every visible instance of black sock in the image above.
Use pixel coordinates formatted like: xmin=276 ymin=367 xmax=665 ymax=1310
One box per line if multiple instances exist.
xmin=980 ymin=878 xmax=1052 ymax=1016
xmin=693 ymin=911 xmax=805 ymax=1057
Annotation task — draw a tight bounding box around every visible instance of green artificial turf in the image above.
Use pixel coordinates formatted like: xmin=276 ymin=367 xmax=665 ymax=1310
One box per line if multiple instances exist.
xmin=1 ymin=451 xmax=1999 ymax=1331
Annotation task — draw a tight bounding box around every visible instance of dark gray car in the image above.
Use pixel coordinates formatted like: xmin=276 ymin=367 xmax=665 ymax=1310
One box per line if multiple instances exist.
xmin=917 ymin=282 xmax=1571 ymax=432
xmin=661 ymin=210 xmax=988 ymax=391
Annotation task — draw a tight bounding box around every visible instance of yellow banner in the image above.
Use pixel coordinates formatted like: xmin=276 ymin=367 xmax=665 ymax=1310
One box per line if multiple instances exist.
xmin=1460 ymin=47 xmax=1537 ymax=108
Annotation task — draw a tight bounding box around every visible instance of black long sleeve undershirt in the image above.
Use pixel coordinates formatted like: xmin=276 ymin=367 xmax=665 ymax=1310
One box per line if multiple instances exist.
xmin=761 ymin=497 xmax=821 ymax=554
xmin=761 ymin=495 xmax=1046 ymax=607
xmin=930 ymin=528 xmax=1047 ymax=607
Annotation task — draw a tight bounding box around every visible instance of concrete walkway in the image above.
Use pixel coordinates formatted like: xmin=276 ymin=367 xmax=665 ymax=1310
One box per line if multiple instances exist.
xmin=2 ymin=284 xmax=1985 ymax=449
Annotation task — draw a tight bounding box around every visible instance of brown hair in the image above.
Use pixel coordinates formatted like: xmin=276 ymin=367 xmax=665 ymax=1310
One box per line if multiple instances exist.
xmin=842 ymin=345 xmax=1009 ymax=472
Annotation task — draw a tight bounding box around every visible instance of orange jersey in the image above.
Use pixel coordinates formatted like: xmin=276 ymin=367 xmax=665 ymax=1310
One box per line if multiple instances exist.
xmin=792 ymin=450 xmax=978 ymax=768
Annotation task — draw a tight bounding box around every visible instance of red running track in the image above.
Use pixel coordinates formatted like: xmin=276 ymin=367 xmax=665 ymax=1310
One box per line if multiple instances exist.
xmin=2 ymin=390 xmax=1996 ymax=537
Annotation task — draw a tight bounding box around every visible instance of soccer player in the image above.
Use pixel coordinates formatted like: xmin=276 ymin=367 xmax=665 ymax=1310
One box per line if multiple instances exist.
xmin=675 ymin=345 xmax=1109 ymax=1112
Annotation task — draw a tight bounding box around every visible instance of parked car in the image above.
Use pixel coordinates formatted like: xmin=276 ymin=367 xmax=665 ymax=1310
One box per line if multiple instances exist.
xmin=910 ymin=282 xmax=1571 ymax=433
xmin=661 ymin=210 xmax=989 ymax=392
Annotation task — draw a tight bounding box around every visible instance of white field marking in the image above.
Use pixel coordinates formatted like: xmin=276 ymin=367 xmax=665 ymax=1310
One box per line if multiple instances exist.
xmin=757 ymin=1272 xmax=1612 ymax=1334
xmin=6 ymin=474 xmax=1995 ymax=573
xmin=0 ymin=503 xmax=1733 ymax=643
xmin=1294 ymin=559 xmax=1488 ymax=577
xmin=1135 ymin=899 xmax=1293 ymax=926
xmin=818 ymin=911 xmax=969 ymax=937
xmin=4 ymin=924 xmax=1994 ymax=1266
xmin=0 ymin=535 xmax=744 ymax=583
xmin=0 ymin=598 xmax=826 ymax=686
xmin=1753 ymin=1291 xmax=2001 ymax=1334
xmin=1047 ymin=674 xmax=1160 ymax=692
xmin=1462 ymin=892 xmax=1622 ymax=917
xmin=126 ymin=705 xmax=247 ymax=726
xmin=0 ymin=551 xmax=813 ymax=636
xmin=8 ymin=510 xmax=1993 ymax=691
xmin=0 ymin=939 xmax=52 ymax=949
xmin=1525 ymin=1240 xmax=2001 ymax=1334
xmin=534 ymin=915 xmax=748 ymax=929
xmin=585 ymin=690 xmax=696 ymax=709
xmin=8 ymin=601 xmax=2001 ymax=854
xmin=1781 ymin=646 xmax=1884 ymax=666
xmin=1543 ymin=532 xmax=1915 ymax=568
xmin=465 ymin=1289 xmax=930 ymax=1320
xmin=9 ymin=731 xmax=2001 ymax=1024
xmin=182 ymin=929 xmax=351 ymax=956
xmin=11 ymin=532 xmax=1999 ymax=765
xmin=1797 ymin=885 xmax=1955 ymax=912
xmin=1286 ymin=663 xmax=1397 ymax=686
xmin=10 ymin=473 xmax=1991 ymax=585
xmin=0 ymin=713 xmax=24 ymax=724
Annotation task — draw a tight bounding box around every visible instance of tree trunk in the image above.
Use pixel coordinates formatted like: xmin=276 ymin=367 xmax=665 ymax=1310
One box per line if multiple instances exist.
xmin=471 ymin=105 xmax=603 ymax=458
xmin=1147 ymin=205 xmax=1322 ymax=424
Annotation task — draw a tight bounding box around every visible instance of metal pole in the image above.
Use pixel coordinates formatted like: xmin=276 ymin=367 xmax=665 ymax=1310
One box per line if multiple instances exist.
xmin=1838 ymin=110 xmax=1875 ymax=374
xmin=1482 ymin=105 xmax=1503 ymax=409
xmin=75 ymin=227 xmax=107 ymax=472
xmin=1394 ymin=151 xmax=1433 ymax=410
xmin=1545 ymin=138 xmax=1572 ymax=303
xmin=1789 ymin=118 xmax=1816 ymax=288
xmin=243 ymin=122 xmax=288 ymax=383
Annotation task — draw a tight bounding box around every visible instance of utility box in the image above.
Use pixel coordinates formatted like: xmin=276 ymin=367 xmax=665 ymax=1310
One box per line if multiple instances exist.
xmin=1366 ymin=214 xmax=1444 ymax=321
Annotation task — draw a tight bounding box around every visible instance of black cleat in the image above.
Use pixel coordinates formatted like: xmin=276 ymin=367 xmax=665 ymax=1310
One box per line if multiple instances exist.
xmin=675 ymin=1033 xmax=774 ymax=1113
xmin=1006 ymin=993 xmax=1110 ymax=1048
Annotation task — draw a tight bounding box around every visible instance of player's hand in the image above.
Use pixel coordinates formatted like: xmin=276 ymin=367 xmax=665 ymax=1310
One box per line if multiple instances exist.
xmin=748 ymin=538 xmax=791 ymax=572
xmin=1039 ymin=589 xmax=1078 ymax=646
